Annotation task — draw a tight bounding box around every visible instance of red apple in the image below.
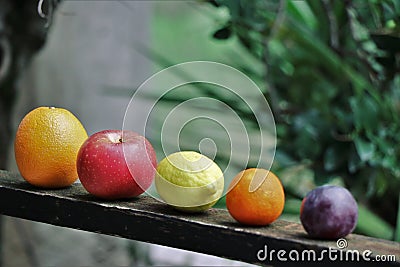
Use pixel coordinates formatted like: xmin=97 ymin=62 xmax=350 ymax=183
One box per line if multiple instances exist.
xmin=77 ymin=130 xmax=157 ymax=199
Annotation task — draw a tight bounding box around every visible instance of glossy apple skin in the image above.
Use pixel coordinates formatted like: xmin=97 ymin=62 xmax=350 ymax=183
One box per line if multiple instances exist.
xmin=300 ymin=185 xmax=358 ymax=239
xmin=77 ymin=130 xmax=157 ymax=199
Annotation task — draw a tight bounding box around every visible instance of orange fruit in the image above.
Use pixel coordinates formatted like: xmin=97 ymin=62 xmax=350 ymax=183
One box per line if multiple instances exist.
xmin=14 ymin=107 xmax=88 ymax=188
xmin=226 ymin=168 xmax=285 ymax=226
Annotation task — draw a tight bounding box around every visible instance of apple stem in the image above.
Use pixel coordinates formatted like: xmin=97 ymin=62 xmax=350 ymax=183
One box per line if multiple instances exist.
xmin=119 ymin=138 xmax=123 ymax=143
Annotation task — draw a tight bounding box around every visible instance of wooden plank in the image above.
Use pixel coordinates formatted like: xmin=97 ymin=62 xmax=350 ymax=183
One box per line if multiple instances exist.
xmin=0 ymin=170 xmax=398 ymax=266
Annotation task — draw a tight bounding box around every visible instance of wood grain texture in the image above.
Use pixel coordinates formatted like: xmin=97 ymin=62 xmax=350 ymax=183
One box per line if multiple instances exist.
xmin=0 ymin=170 xmax=398 ymax=266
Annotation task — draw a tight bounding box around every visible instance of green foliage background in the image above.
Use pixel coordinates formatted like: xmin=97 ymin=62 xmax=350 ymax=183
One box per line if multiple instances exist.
xmin=149 ymin=0 xmax=400 ymax=240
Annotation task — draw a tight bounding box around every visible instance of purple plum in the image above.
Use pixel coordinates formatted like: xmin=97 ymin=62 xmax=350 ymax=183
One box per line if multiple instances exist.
xmin=300 ymin=185 xmax=358 ymax=239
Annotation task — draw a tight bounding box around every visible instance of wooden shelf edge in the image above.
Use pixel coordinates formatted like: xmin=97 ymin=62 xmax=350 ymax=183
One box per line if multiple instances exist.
xmin=0 ymin=170 xmax=398 ymax=266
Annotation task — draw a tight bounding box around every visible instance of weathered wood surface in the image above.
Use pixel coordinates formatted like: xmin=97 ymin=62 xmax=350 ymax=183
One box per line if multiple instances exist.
xmin=0 ymin=170 xmax=398 ymax=266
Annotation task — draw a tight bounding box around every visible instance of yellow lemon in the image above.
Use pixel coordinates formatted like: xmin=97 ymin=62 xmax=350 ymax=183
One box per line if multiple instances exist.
xmin=155 ymin=151 xmax=224 ymax=212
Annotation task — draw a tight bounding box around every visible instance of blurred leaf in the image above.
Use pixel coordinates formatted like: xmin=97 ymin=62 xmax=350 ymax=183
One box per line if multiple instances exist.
xmin=375 ymin=172 xmax=388 ymax=196
xmin=347 ymin=8 xmax=371 ymax=41
xmin=281 ymin=197 xmax=302 ymax=223
xmin=350 ymin=96 xmax=380 ymax=132
xmin=215 ymin=0 xmax=240 ymax=19
xmin=214 ymin=195 xmax=226 ymax=208
xmin=283 ymin=198 xmax=302 ymax=214
xmin=278 ymin=164 xmax=315 ymax=198
xmin=354 ymin=137 xmax=375 ymax=162
xmin=324 ymin=145 xmax=346 ymax=172
xmin=272 ymin=150 xmax=297 ymax=169
xmin=348 ymin=145 xmax=364 ymax=173
xmin=356 ymin=204 xmax=394 ymax=239
xmin=287 ymin=0 xmax=317 ymax=30
xmin=305 ymin=0 xmax=329 ymax=42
